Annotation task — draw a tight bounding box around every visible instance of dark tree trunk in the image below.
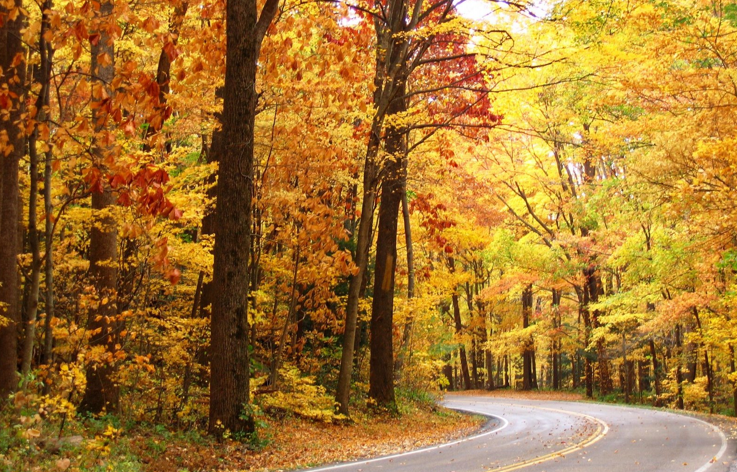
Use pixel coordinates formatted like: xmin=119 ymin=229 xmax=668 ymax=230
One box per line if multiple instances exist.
xmin=485 ymin=348 xmax=494 ymax=389
xmin=368 ymin=81 xmax=406 ymax=408
xmin=586 ymin=271 xmax=611 ymax=396
xmin=0 ymin=0 xmax=26 ymax=400
xmin=686 ymin=326 xmax=698 ymax=383
xmin=575 ymin=284 xmax=593 ymax=398
xmin=394 ymin=171 xmax=415 ymax=376
xmin=24 ymin=0 xmax=54 ymax=384
xmin=79 ymin=0 xmax=120 ymax=415
xmin=495 ymin=357 xmax=502 ymax=387
xmin=41 ymin=0 xmax=56 ymax=373
xmin=522 ymin=285 xmax=534 ymax=390
xmin=465 ymin=283 xmax=479 ymax=390
xmin=730 ymin=345 xmax=737 ymax=417
xmin=531 ymin=348 xmax=538 ymax=389
xmin=622 ymin=333 xmax=629 ymax=403
xmin=198 ymin=128 xmax=220 ymax=324
xmin=649 ymin=338 xmax=662 ymax=405
xmin=471 ymin=335 xmax=479 ymax=389
xmin=42 ymin=133 xmax=55 ymax=369
xmin=208 ymin=0 xmax=278 ymax=436
xmin=637 ymin=360 xmax=647 ymax=399
xmin=79 ymin=188 xmax=119 ymax=413
xmin=442 ymin=361 xmax=453 ymax=390
xmin=552 ymin=289 xmax=561 ymax=390
xmin=142 ymin=1 xmax=188 ymax=154
xmin=21 ymin=120 xmax=42 ymax=385
xmin=335 ymin=113 xmax=379 ymax=416
xmin=451 ymin=290 xmax=471 ymax=390
xmin=336 ymin=0 xmax=412 ymax=413
xmin=675 ymin=323 xmax=684 ymax=410
xmin=693 ymin=308 xmax=714 ymax=413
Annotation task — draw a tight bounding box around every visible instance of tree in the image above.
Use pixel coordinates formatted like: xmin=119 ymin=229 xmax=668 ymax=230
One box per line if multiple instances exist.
xmin=0 ymin=0 xmax=26 ymax=399
xmin=208 ymin=0 xmax=279 ymax=436
xmin=79 ymin=0 xmax=121 ymax=414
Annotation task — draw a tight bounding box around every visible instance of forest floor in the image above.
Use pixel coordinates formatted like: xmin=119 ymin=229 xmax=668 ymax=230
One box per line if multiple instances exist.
xmin=133 ymin=402 xmax=485 ymax=472
xmin=1 ymin=393 xmax=485 ymax=472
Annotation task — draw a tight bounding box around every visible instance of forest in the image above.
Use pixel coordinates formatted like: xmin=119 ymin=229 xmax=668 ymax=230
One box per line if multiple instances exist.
xmin=2 ymin=0 xmax=737 ymax=469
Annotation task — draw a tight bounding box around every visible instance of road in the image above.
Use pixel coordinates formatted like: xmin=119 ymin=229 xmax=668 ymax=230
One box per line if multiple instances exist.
xmin=304 ymin=395 xmax=736 ymax=472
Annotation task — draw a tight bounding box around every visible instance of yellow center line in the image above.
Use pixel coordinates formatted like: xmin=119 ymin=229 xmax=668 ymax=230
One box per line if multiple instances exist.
xmin=486 ymin=404 xmax=609 ymax=472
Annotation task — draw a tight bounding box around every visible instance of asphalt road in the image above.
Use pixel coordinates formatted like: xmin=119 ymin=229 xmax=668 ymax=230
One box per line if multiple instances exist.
xmin=304 ymin=395 xmax=737 ymax=472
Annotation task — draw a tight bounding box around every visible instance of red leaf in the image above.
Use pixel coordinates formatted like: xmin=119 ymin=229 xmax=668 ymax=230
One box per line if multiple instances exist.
xmin=163 ymin=42 xmax=181 ymax=61
xmin=167 ymin=268 xmax=181 ymax=285
xmin=169 ymin=207 xmax=183 ymax=220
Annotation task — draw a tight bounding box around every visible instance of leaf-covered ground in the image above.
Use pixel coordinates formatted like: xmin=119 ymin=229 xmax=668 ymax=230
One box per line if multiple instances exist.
xmin=129 ymin=405 xmax=484 ymax=472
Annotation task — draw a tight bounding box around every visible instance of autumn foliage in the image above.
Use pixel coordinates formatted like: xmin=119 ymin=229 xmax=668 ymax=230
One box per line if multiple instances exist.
xmin=4 ymin=0 xmax=737 ymax=468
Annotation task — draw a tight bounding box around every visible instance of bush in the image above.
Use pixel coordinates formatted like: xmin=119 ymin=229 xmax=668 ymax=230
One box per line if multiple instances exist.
xmin=258 ymin=365 xmax=346 ymax=422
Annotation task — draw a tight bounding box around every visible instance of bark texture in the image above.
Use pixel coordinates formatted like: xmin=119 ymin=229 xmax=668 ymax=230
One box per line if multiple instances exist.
xmin=208 ymin=0 xmax=278 ymax=436
xmin=78 ymin=0 xmax=120 ymax=414
xmin=0 ymin=0 xmax=26 ymax=399
xmin=79 ymin=0 xmax=120 ymax=414
xmin=368 ymin=83 xmax=406 ymax=407
xmin=522 ymin=285 xmax=534 ymax=390
xmin=449 ymin=275 xmax=471 ymax=390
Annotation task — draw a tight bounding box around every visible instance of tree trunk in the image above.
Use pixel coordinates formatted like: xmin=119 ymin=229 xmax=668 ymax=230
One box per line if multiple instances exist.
xmin=41 ymin=0 xmax=56 ymax=373
xmin=78 ymin=0 xmax=120 ymax=415
xmin=442 ymin=360 xmax=453 ymax=390
xmin=675 ymin=323 xmax=684 ymax=410
xmin=575 ymin=284 xmax=593 ymax=398
xmin=24 ymin=0 xmax=55 ymax=387
xmin=522 ymin=285 xmax=534 ymax=390
xmin=368 ymin=161 xmax=403 ymax=406
xmin=368 ymin=76 xmax=407 ymax=408
xmin=730 ymin=345 xmax=737 ymax=417
xmin=451 ymin=288 xmax=471 ymax=390
xmin=21 ymin=122 xmax=42 ymax=385
xmin=335 ymin=150 xmax=377 ymax=414
xmin=0 ymin=0 xmax=26 ymax=400
xmin=586 ymin=270 xmax=611 ymax=396
xmin=144 ymin=1 xmax=188 ymax=150
xmin=485 ymin=348 xmax=494 ymax=389
xmin=336 ymin=0 xmax=411 ymax=413
xmin=208 ymin=0 xmax=278 ymax=436
xmin=552 ymin=289 xmax=561 ymax=390
xmin=394 ymin=181 xmax=414 ymax=376
xmin=637 ymin=360 xmax=647 ymax=400
xmin=622 ymin=332 xmax=629 ymax=403
xmin=270 ymin=245 xmax=300 ymax=388
xmin=649 ymin=338 xmax=661 ymax=405
xmin=42 ymin=137 xmax=55 ymax=369
xmin=693 ymin=308 xmax=714 ymax=413
xmin=465 ymin=283 xmax=479 ymax=390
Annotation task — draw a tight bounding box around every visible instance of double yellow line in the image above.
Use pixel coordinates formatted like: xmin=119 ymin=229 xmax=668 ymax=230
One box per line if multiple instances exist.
xmin=490 ymin=405 xmax=609 ymax=472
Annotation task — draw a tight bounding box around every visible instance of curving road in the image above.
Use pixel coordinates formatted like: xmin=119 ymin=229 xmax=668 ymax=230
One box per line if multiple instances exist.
xmin=304 ymin=395 xmax=737 ymax=472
